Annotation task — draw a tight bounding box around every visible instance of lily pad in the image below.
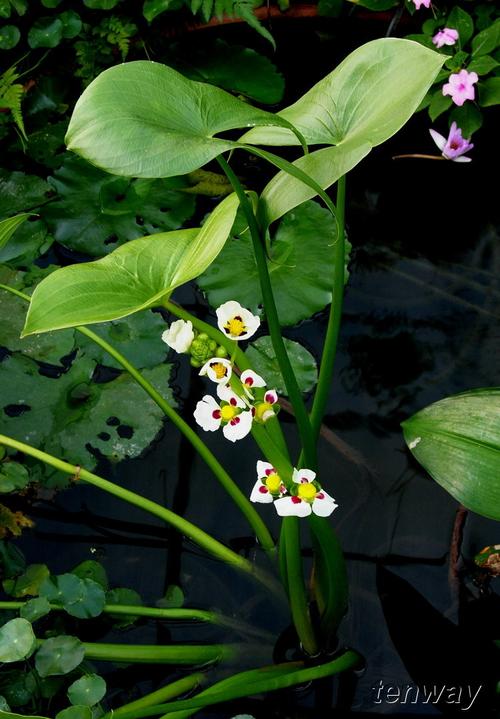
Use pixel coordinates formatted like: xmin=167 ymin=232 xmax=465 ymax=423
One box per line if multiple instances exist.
xmin=247 ymin=336 xmax=317 ymax=396
xmin=0 ymin=462 xmax=30 ymax=493
xmin=27 ymin=17 xmax=63 ymax=48
xmin=35 ymin=636 xmax=85 ymax=677
xmin=198 ymin=200 xmax=350 ymax=327
xmin=56 ymin=708 xmax=91 ymax=719
xmin=19 ymin=597 xmax=51 ymax=622
xmin=72 ymin=560 xmax=108 ymax=590
xmin=3 ymin=564 xmax=50 ymax=598
xmin=0 ymin=172 xmax=51 ymax=216
xmin=40 ymin=574 xmax=105 ymax=619
xmin=67 ymin=674 xmax=106 ymax=707
xmin=0 ymin=25 xmax=20 ymax=49
xmin=0 ymin=618 xmax=36 ymax=663
xmin=41 ymin=156 xmax=196 ymax=256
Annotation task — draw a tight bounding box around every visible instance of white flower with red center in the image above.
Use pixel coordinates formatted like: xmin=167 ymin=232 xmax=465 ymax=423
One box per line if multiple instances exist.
xmin=216 ymin=301 xmax=260 ymax=341
xmin=250 ymin=461 xmax=287 ymax=504
xmin=199 ymin=357 xmax=232 ymax=385
xmin=253 ymin=389 xmax=279 ymax=423
xmin=274 ymin=468 xmax=338 ymax=518
xmin=161 ymin=319 xmax=194 ymax=354
xmin=240 ymin=369 xmax=266 ymax=398
xmin=193 ymin=384 xmax=252 ymax=442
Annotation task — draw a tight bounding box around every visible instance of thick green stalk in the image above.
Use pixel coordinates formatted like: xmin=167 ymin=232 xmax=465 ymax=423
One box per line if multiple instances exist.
xmin=0 ymin=284 xmax=274 ymax=553
xmin=216 ymin=155 xmax=316 ymax=469
xmin=0 ymin=600 xmax=216 ymax=623
xmin=0 ymin=434 xmax=265 ymax=580
xmin=309 ymin=174 xmax=347 ymax=445
xmin=105 ymin=674 xmax=205 ymax=719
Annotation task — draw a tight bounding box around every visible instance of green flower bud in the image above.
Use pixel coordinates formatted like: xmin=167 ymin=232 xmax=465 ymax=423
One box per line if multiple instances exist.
xmin=189 ymin=334 xmax=220 ymax=365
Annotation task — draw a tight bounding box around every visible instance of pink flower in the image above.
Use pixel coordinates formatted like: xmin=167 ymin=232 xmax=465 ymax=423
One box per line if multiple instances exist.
xmin=442 ymin=69 xmax=478 ymax=106
xmin=412 ymin=0 xmax=431 ymax=9
xmin=432 ymin=27 xmax=459 ymax=48
xmin=429 ymin=122 xmax=473 ymax=162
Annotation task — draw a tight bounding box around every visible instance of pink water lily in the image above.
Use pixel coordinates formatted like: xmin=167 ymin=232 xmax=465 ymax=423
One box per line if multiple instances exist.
xmin=194 ymin=384 xmax=252 ymax=442
xmin=250 ymin=461 xmax=286 ymax=504
xmin=432 ymin=27 xmax=459 ymax=48
xmin=442 ymin=69 xmax=478 ymax=106
xmin=274 ymin=468 xmax=338 ymax=518
xmin=412 ymin=0 xmax=431 ymax=9
xmin=429 ymin=122 xmax=473 ymax=162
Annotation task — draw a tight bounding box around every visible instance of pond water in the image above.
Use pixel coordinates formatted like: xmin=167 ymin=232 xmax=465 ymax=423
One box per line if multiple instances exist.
xmin=8 ymin=16 xmax=500 ymax=719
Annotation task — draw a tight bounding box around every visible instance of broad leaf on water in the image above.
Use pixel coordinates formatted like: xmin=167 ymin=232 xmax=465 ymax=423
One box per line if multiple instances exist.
xmin=41 ymin=156 xmax=196 ymax=256
xmin=23 ymin=193 xmax=240 ymax=335
xmin=72 ymin=560 xmax=108 ymax=590
xmin=19 ymin=597 xmax=51 ymax=622
xmin=240 ymin=38 xmax=444 ymax=147
xmin=67 ymin=674 xmax=106 ymax=707
xmin=0 ymin=618 xmax=36 ymax=662
xmin=0 ymin=172 xmax=50 ymax=216
xmin=402 ymin=388 xmax=500 ymax=520
xmin=0 ymin=219 xmax=54 ymax=268
xmin=3 ymin=564 xmax=50 ymax=598
xmin=35 ymin=636 xmax=85 ymax=677
xmin=65 ymin=60 xmax=297 ymax=178
xmin=0 ymin=462 xmax=30 ymax=493
xmin=198 ymin=200 xmax=349 ymax=326
xmin=245 ymin=336 xmax=317 ymax=395
xmin=56 ymin=708 xmax=91 ymax=719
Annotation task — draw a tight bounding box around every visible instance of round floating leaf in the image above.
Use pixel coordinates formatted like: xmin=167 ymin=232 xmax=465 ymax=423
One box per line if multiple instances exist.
xmin=402 ymin=388 xmax=500 ymax=520
xmin=105 ymin=587 xmax=142 ymax=627
xmin=246 ymin=337 xmax=317 ymax=395
xmin=0 ymin=618 xmax=36 ymax=662
xmin=157 ymin=584 xmax=184 ymax=609
xmin=0 ymin=462 xmax=30 ymax=493
xmin=23 ymin=192 xmax=239 ymax=335
xmin=59 ymin=11 xmax=81 ymax=39
xmin=199 ymin=200 xmax=349 ymax=326
xmin=66 ymin=579 xmax=106 ymax=619
xmin=28 ymin=17 xmax=63 ymax=48
xmin=41 ymin=156 xmax=196 ymax=256
xmin=20 ymin=597 xmax=51 ymax=622
xmin=67 ymin=674 xmax=106 ymax=707
xmin=35 ymin=636 xmax=85 ymax=677
xmin=65 ymin=60 xmax=295 ymax=178
xmin=72 ymin=560 xmax=108 ymax=590
xmin=0 ymin=25 xmax=20 ymax=49
xmin=40 ymin=574 xmax=105 ymax=618
xmin=3 ymin=564 xmax=50 ymax=598
xmin=241 ymin=38 xmax=444 ymax=147
xmin=56 ymin=707 xmax=92 ymax=719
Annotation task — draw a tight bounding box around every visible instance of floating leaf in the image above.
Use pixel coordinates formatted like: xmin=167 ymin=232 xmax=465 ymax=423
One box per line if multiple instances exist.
xmin=27 ymin=17 xmax=63 ymax=48
xmin=35 ymin=636 xmax=85 ymax=677
xmin=59 ymin=11 xmax=82 ymax=39
xmin=41 ymin=157 xmax=196 ymax=256
xmin=0 ymin=172 xmax=50 ymax=216
xmin=0 ymin=219 xmax=54 ymax=268
xmin=0 ymin=462 xmax=30 ymax=493
xmin=56 ymin=708 xmax=92 ymax=719
xmin=20 ymin=597 xmax=51 ymax=622
xmin=402 ymin=388 xmax=500 ymax=520
xmin=72 ymin=560 xmax=108 ymax=590
xmin=0 ymin=215 xmax=30 ymax=251
xmin=0 ymin=25 xmax=20 ymax=49
xmin=245 ymin=336 xmax=317 ymax=395
xmin=199 ymin=200 xmax=349 ymax=326
xmin=3 ymin=564 xmax=50 ymax=598
xmin=0 ymin=618 xmax=36 ymax=662
xmin=157 ymin=584 xmax=184 ymax=608
xmin=65 ymin=60 xmax=296 ymax=178
xmin=23 ymin=193 xmax=239 ymax=334
xmin=67 ymin=675 xmax=106 ymax=707
xmin=106 ymin=587 xmax=142 ymax=627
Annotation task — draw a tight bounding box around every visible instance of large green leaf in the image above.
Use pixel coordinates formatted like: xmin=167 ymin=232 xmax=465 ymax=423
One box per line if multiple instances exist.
xmin=65 ymin=61 xmax=296 ymax=178
xmin=240 ymin=38 xmax=444 ymax=147
xmin=402 ymin=388 xmax=500 ymax=520
xmin=0 ymin=618 xmax=36 ymax=662
xmin=198 ymin=200 xmax=349 ymax=326
xmin=41 ymin=157 xmax=196 ymax=256
xmin=0 ymin=172 xmax=50 ymax=216
xmin=0 ymin=215 xmax=30 ymax=251
xmin=245 ymin=336 xmax=317 ymax=395
xmin=67 ymin=674 xmax=106 ymax=707
xmin=35 ymin=636 xmax=85 ymax=677
xmin=23 ymin=193 xmax=239 ymax=335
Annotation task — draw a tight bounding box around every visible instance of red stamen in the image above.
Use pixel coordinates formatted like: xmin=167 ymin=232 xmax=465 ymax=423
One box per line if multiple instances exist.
xmin=212 ymin=410 xmax=221 ymax=419
xmin=316 ymin=492 xmax=324 ymax=499
xmin=291 ymin=496 xmax=302 ymax=504
xmin=230 ymin=398 xmax=237 ymax=406
xmin=259 ymin=486 xmax=268 ymax=494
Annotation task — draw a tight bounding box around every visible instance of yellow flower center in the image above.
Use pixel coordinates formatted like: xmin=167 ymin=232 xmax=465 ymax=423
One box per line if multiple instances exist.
xmin=225 ymin=316 xmax=246 ymax=337
xmin=265 ymin=473 xmax=282 ymax=493
xmin=255 ymin=402 xmax=274 ymax=422
xmin=210 ymin=362 xmax=228 ymax=379
xmin=220 ymin=405 xmax=237 ymax=422
xmin=297 ymin=483 xmax=317 ymax=500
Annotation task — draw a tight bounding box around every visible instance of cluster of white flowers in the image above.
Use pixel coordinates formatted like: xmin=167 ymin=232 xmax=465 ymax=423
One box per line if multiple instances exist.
xmin=251 ymin=463 xmax=338 ymax=517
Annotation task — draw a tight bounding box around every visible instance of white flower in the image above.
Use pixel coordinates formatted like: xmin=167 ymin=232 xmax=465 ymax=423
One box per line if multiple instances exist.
xmin=193 ymin=384 xmax=252 ymax=442
xmin=199 ymin=357 xmax=232 ymax=385
xmin=253 ymin=389 xmax=279 ymax=423
xmin=241 ymin=369 xmax=266 ymax=389
xmin=161 ymin=319 xmax=194 ymax=354
xmin=216 ymin=301 xmax=260 ymax=341
xmin=274 ymin=468 xmax=338 ymax=518
xmin=250 ymin=461 xmax=286 ymax=504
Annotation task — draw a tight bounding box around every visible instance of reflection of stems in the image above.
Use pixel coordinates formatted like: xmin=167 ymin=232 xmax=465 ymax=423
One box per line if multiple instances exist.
xmin=104 ymin=674 xmax=205 ymax=719
xmin=0 ymin=434 xmax=268 ymax=582
xmin=392 ymin=154 xmax=445 ymax=161
xmin=216 ymin=155 xmax=316 ymax=470
xmin=0 ymin=284 xmax=274 ymax=554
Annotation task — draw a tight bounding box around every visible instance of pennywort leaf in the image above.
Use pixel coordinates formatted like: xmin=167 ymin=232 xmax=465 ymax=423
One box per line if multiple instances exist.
xmin=0 ymin=618 xmax=36 ymax=662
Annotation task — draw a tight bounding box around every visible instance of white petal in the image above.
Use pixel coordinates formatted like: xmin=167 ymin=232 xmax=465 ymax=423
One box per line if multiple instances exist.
xmin=264 ymin=389 xmax=278 ymax=405
xmin=216 ymin=383 xmax=246 ymax=408
xmin=274 ymin=496 xmax=312 ymax=517
xmin=429 ymin=129 xmax=447 ymax=152
xmin=292 ymin=468 xmax=316 ymax=484
xmin=216 ymin=300 xmax=244 ymax=328
xmin=161 ymin=320 xmax=194 ymax=354
xmin=216 ymin=301 xmax=260 ymax=341
xmin=256 ymin=460 xmax=274 ymax=478
xmin=250 ymin=479 xmax=274 ymax=503
xmin=241 ymin=369 xmax=266 ymax=388
xmin=222 ymin=411 xmax=253 ymax=442
xmin=237 ymin=308 xmax=261 ymax=340
xmin=199 ymin=357 xmax=232 ymax=384
xmin=452 ymin=156 xmax=472 ymax=163
xmin=193 ymin=395 xmax=221 ymax=432
xmin=312 ymin=493 xmax=338 ymax=517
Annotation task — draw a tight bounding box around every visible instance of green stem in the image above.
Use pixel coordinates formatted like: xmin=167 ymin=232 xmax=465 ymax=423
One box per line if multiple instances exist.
xmin=0 ymin=434 xmax=267 ymax=581
xmin=216 ymin=155 xmax=316 ymax=469
xmin=104 ymin=674 xmax=205 ymax=719
xmin=309 ymin=174 xmax=346 ymax=446
xmin=0 ymin=284 xmax=274 ymax=554
xmin=0 ymin=600 xmax=216 ymax=623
